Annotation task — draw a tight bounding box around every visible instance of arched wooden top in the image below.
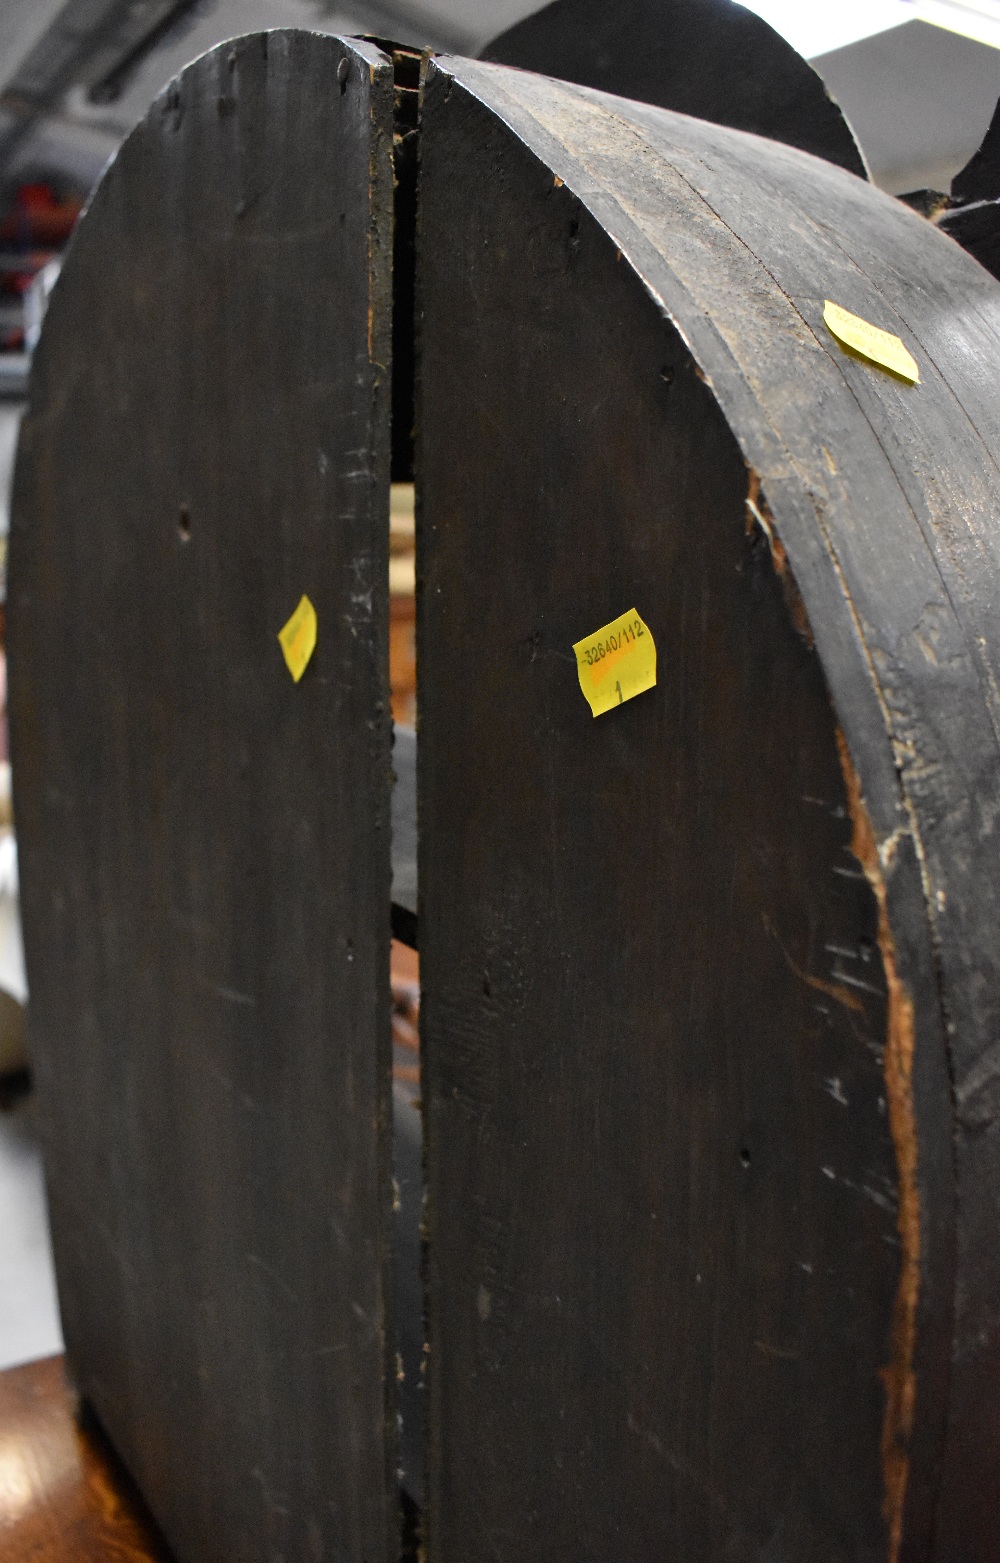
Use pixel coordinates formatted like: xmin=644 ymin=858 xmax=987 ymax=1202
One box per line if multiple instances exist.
xmin=481 ymin=0 xmax=868 ymax=179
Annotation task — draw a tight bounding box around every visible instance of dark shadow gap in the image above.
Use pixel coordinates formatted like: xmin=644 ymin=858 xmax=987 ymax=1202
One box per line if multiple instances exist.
xmin=382 ymin=39 xmax=424 ymax=1562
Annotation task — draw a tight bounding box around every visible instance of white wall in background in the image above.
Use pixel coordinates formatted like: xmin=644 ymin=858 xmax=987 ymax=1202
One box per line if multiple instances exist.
xmin=0 ymin=407 xmax=22 ymax=540
xmin=911 ymin=0 xmax=1000 ymax=48
xmin=815 ymin=20 xmax=1000 ymax=191
xmin=742 ymin=0 xmax=915 ymax=58
xmin=0 ymin=0 xmax=72 ymax=92
xmin=743 ymin=0 xmax=1000 ymax=55
xmin=0 ymin=1094 xmax=63 ymax=1370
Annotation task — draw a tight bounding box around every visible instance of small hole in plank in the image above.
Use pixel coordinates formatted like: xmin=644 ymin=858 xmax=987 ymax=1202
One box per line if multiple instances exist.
xmin=740 ymin=1148 xmax=751 ymax=1169
xmin=178 ymin=504 xmax=192 ymax=542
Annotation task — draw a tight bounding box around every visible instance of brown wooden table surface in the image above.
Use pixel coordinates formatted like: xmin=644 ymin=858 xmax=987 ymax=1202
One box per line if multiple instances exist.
xmin=0 ymin=1354 xmax=171 ymax=1561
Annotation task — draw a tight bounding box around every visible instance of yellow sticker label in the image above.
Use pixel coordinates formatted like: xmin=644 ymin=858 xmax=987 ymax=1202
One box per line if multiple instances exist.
xmin=823 ymin=300 xmax=919 ymax=384
xmin=573 ymin=608 xmax=656 ymax=718
xmin=278 ymin=594 xmax=317 ymax=682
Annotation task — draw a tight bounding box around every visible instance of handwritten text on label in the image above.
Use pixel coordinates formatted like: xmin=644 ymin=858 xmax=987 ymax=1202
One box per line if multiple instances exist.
xmin=823 ymin=300 xmax=920 ymax=384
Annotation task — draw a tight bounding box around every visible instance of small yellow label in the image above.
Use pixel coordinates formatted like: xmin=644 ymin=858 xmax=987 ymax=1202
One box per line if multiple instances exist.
xmin=573 ymin=608 xmax=656 ymax=718
xmin=278 ymin=594 xmax=317 ymax=682
xmin=823 ymin=300 xmax=919 ymax=384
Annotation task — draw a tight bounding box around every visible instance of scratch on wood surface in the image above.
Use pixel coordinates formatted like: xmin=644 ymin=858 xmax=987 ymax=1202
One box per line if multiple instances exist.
xmin=762 ymin=912 xmax=864 ymax=1015
xmin=626 ymin=1413 xmax=732 ymax=1518
xmin=754 ymin=1339 xmax=800 ymax=1360
xmin=247 ymin=1252 xmax=300 ymax=1305
xmin=837 ymin=729 xmax=919 ymax=1563
xmin=196 ymin=974 xmax=255 ymax=1007
xmin=955 ymin=1037 xmax=1000 ymax=1129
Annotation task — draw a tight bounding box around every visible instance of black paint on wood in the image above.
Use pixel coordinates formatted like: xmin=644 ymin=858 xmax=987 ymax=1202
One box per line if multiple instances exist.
xmin=388 ymin=43 xmax=421 ymax=482
xmin=480 ymin=0 xmax=868 ymax=180
xmin=952 ymin=94 xmax=1000 ymax=205
xmin=9 ymin=32 xmax=397 ymax=1563
xmin=417 ymin=56 xmax=1000 ymax=1562
xmin=938 ymin=197 xmax=1000 ymax=282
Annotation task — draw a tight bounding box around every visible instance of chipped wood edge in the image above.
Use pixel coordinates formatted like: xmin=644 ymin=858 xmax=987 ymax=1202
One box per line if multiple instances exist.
xmin=837 ymin=728 xmax=920 ymax=1563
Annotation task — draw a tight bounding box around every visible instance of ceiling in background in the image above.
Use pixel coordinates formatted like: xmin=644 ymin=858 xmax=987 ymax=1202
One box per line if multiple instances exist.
xmin=748 ymin=0 xmax=1000 ymax=56
xmin=748 ymin=0 xmax=923 ymax=58
xmin=0 ymin=0 xmax=496 ymax=199
xmin=0 ymin=1 xmax=70 ymax=87
xmin=815 ymin=19 xmax=1000 ymax=191
xmin=0 ymin=0 xmax=998 ymax=205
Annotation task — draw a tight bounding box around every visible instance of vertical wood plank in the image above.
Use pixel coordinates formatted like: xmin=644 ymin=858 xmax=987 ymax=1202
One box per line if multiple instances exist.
xmin=9 ymin=31 xmax=396 ymax=1563
xmin=417 ymin=56 xmax=1000 ymax=1561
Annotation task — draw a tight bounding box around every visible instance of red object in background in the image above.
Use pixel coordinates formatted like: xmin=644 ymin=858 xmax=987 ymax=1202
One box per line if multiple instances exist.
xmin=0 ymin=256 xmax=54 ymax=297
xmin=0 ymin=184 xmax=82 ymax=248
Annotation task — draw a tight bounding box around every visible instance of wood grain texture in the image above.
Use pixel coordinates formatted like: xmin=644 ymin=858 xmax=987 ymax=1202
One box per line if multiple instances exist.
xmin=481 ymin=0 xmax=868 ymax=179
xmin=9 ymin=32 xmax=397 ymax=1563
xmin=0 ymin=1355 xmax=171 ymax=1562
xmin=417 ymin=56 xmax=1000 ymax=1562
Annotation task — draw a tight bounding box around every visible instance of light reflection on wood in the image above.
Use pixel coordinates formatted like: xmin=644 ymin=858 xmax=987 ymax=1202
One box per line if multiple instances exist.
xmin=0 ymin=1355 xmax=170 ymax=1560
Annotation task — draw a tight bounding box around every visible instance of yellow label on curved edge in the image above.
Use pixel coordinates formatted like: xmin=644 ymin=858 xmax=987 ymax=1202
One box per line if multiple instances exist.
xmin=278 ymin=594 xmax=317 ymax=682
xmin=573 ymin=608 xmax=656 ymax=718
xmin=823 ymin=300 xmax=920 ymax=384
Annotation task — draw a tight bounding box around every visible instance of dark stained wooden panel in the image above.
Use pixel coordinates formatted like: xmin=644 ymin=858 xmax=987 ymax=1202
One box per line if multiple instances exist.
xmin=417 ymin=56 xmax=1000 ymax=1562
xmin=9 ymin=32 xmax=396 ymax=1563
xmin=938 ymin=197 xmax=1000 ymax=282
xmin=481 ymin=0 xmax=868 ymax=179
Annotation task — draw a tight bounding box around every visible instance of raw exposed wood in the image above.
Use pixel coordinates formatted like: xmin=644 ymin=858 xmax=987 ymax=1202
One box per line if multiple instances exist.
xmin=837 ymin=731 xmax=920 ymax=1563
